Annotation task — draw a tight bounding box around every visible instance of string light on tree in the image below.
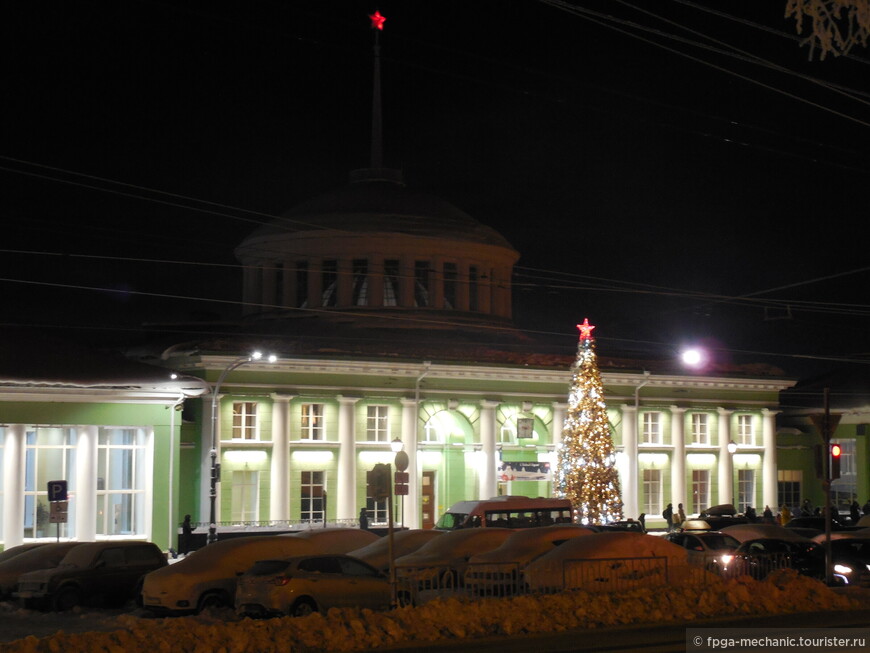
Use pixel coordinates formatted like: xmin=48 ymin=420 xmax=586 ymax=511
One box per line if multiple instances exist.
xmin=555 ymin=319 xmax=624 ymax=525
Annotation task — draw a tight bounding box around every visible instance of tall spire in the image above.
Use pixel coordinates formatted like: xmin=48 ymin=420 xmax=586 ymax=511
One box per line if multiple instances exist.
xmin=370 ymin=11 xmax=384 ymax=170
xmin=351 ymin=10 xmax=403 ymax=185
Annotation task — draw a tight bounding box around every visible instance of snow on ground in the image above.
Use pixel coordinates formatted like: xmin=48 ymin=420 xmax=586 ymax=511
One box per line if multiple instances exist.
xmin=0 ymin=571 xmax=863 ymax=652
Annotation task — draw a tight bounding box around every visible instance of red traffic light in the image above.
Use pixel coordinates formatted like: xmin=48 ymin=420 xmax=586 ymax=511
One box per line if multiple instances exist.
xmin=831 ymin=443 xmax=842 ymax=457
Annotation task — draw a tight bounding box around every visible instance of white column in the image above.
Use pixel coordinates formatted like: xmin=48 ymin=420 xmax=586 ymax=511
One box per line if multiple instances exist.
xmin=718 ymin=408 xmax=733 ymax=505
xmin=336 ymin=396 xmax=359 ymax=521
xmin=551 ymin=402 xmax=567 ymax=449
xmin=270 ymin=394 xmax=293 ymax=522
xmin=762 ymin=408 xmax=779 ymax=512
xmin=479 ymin=400 xmax=499 ymax=500
xmin=76 ymin=425 xmax=98 ymax=542
xmin=2 ymin=425 xmax=26 ymax=548
xmin=620 ymin=405 xmax=638 ymax=520
xmin=670 ymin=407 xmax=687 ymax=512
xmin=400 ymin=398 xmax=421 ymax=528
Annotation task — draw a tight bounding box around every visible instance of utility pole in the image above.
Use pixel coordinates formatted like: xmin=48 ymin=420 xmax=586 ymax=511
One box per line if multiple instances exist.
xmin=809 ymin=387 xmax=841 ymax=586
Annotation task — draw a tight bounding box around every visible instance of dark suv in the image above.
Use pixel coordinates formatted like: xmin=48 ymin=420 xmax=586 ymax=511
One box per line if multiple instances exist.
xmin=15 ymin=540 xmax=167 ymax=611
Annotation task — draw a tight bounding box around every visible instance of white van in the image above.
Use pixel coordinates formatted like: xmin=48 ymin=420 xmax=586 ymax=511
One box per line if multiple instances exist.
xmin=433 ymin=496 xmax=573 ymax=531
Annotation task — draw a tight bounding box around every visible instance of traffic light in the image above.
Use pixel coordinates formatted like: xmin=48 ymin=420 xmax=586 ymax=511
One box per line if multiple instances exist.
xmin=830 ymin=443 xmax=842 ymax=481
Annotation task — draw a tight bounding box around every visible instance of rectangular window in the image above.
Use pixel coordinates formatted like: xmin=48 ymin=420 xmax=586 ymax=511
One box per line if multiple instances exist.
xmin=24 ymin=428 xmax=78 ymax=539
xmin=295 ymin=261 xmax=309 ymax=308
xmin=322 ymin=259 xmax=337 ymax=307
xmin=414 ymin=261 xmax=430 ymax=307
xmin=352 ymin=258 xmax=368 ymax=306
xmin=691 ymin=413 xmax=709 ymax=445
xmin=231 ymin=470 xmax=259 ymax=522
xmin=301 ymin=404 xmax=324 ymax=440
xmin=96 ymin=428 xmax=145 ymax=537
xmin=643 ymin=469 xmax=662 ymax=516
xmin=366 ymin=498 xmax=388 ymax=524
xmin=468 ymin=265 xmax=479 ymax=312
xmin=443 ymin=262 xmax=457 ymax=309
xmin=777 ymin=469 xmax=802 ymax=513
xmin=366 ymin=405 xmax=390 ymax=442
xmin=737 ymin=469 xmax=755 ymax=513
xmin=642 ymin=412 xmax=661 ymax=444
xmin=737 ymin=415 xmax=754 ymax=445
xmin=692 ymin=469 xmax=710 ymax=514
xmin=301 ymin=471 xmax=325 ymax=521
xmin=383 ymin=259 xmax=399 ymax=306
xmin=232 ymin=402 xmax=258 ymax=440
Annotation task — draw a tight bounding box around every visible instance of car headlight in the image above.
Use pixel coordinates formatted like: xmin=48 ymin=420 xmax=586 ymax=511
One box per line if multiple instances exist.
xmin=833 ymin=564 xmax=853 ymax=574
xmin=720 ymin=555 xmax=733 ymax=565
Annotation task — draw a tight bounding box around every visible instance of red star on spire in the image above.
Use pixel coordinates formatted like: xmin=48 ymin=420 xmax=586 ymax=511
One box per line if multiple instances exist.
xmin=577 ymin=318 xmax=596 ymax=340
xmin=369 ymin=10 xmax=386 ymax=30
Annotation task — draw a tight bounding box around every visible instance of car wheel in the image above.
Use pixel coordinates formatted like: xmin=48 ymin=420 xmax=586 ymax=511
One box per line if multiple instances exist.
xmin=52 ymin=586 xmax=82 ymax=612
xmin=197 ymin=592 xmax=228 ymax=613
xmin=290 ymin=597 xmax=317 ymax=617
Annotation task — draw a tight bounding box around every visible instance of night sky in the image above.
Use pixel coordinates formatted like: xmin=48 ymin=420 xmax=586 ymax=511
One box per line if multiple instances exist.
xmin=2 ymin=0 xmax=869 ymax=379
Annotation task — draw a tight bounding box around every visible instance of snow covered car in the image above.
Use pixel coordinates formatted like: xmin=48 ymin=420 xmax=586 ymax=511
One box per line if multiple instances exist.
xmin=347 ymin=529 xmax=444 ymax=572
xmin=465 ymin=524 xmax=595 ymax=594
xmin=141 ymin=528 xmax=378 ymax=614
xmin=0 ymin=542 xmax=79 ymax=599
xmin=664 ymin=531 xmax=740 ymax=573
xmin=395 ymin=527 xmax=513 ymax=589
xmin=523 ymin=532 xmax=691 ymax=592
xmin=0 ymin=543 xmax=47 ymax=565
xmin=722 ymin=538 xmax=824 ymax=580
xmin=15 ymin=541 xmax=167 ymax=611
xmin=235 ymin=554 xmax=405 ymax=618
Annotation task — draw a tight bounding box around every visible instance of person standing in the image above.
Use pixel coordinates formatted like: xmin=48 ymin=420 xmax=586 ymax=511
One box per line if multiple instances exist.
xmin=359 ymin=507 xmax=369 ymax=531
xmin=662 ymin=503 xmax=674 ymax=532
xmin=180 ymin=514 xmax=195 ymax=555
xmin=676 ymin=503 xmax=686 ymax=528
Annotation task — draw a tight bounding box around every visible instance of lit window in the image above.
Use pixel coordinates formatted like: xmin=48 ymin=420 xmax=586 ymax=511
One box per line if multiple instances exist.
xmin=366 ymin=406 xmax=389 ymax=442
xmin=737 ymin=415 xmax=754 ymax=445
xmin=383 ymin=260 xmax=399 ymax=306
xmin=232 ymin=402 xmax=258 ymax=440
xmin=643 ymin=469 xmax=662 ymax=515
xmin=352 ymin=259 xmax=368 ymax=306
xmin=301 ymin=404 xmax=324 ymax=440
xmin=642 ymin=412 xmax=661 ymax=444
xmin=692 ymin=469 xmax=710 ymax=513
xmin=691 ymin=413 xmax=709 ymax=445
xmin=231 ymin=470 xmax=259 ymax=522
xmin=301 ymin=471 xmax=325 ymax=521
xmin=24 ymin=428 xmax=78 ymax=539
xmin=737 ymin=469 xmax=755 ymax=512
xmin=96 ymin=428 xmax=145 ymax=537
xmin=777 ymin=470 xmax=802 ymax=512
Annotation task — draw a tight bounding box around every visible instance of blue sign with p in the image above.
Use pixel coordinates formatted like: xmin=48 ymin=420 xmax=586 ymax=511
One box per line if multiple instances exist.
xmin=47 ymin=480 xmax=67 ymax=502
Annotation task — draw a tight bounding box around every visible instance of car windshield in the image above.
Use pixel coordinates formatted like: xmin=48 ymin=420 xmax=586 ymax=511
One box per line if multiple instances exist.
xmin=59 ymin=547 xmax=97 ymax=568
xmin=247 ymin=560 xmax=291 ymax=576
xmin=434 ymin=512 xmax=468 ymax=530
xmin=701 ymin=535 xmax=740 ymax=550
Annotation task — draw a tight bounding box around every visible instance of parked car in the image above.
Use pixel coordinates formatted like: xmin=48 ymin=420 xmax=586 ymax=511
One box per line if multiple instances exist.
xmin=665 ymin=531 xmax=740 ymax=573
xmin=433 ymin=496 xmax=572 ymax=530
xmin=722 ymin=538 xmax=824 ymax=580
xmin=523 ymin=532 xmax=690 ymax=592
xmin=395 ymin=528 xmax=513 ymax=589
xmin=694 ymin=505 xmax=749 ymax=531
xmin=0 ymin=542 xmax=79 ymax=599
xmin=0 ymin=543 xmax=47 ymax=565
xmin=141 ymin=528 xmax=378 ymax=614
xmin=828 ymin=538 xmax=870 ymax=586
xmin=722 ymin=523 xmax=814 ymax=543
xmin=15 ymin=541 xmax=167 ymax=611
xmin=236 ymin=554 xmax=403 ymax=618
xmin=785 ymin=516 xmax=851 ymax=532
xmin=465 ymin=524 xmax=595 ymax=594
xmin=348 ymin=529 xmax=444 ymax=572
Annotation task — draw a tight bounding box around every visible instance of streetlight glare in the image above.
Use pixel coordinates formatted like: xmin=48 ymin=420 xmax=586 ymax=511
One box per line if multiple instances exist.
xmin=267 ymin=354 xmax=278 ymax=363
xmin=250 ymin=351 xmax=263 ymax=361
xmin=681 ymin=348 xmax=705 ymax=368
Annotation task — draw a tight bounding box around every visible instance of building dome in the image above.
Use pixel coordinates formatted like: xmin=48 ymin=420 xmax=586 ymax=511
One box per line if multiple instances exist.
xmin=235 ymin=172 xmax=520 ymax=327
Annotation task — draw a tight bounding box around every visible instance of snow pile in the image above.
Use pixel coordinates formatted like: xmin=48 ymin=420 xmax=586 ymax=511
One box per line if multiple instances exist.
xmin=3 ymin=571 xmax=859 ymax=653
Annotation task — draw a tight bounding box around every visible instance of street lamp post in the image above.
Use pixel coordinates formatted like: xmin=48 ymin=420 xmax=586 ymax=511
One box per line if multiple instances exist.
xmin=208 ymin=351 xmax=277 ymax=544
xmin=727 ymin=440 xmax=738 ymax=510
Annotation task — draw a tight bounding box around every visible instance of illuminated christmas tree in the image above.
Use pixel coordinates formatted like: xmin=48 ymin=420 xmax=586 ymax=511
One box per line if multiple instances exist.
xmin=556 ymin=319 xmax=624 ymax=525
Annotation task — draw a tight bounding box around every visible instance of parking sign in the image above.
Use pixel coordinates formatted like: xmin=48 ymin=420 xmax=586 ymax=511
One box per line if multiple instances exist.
xmin=47 ymin=480 xmax=68 ymax=502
